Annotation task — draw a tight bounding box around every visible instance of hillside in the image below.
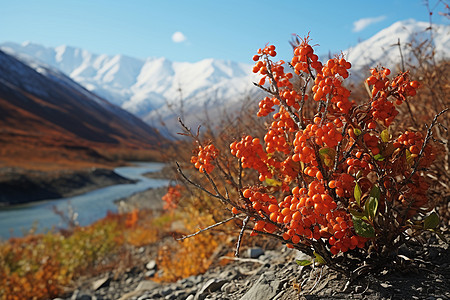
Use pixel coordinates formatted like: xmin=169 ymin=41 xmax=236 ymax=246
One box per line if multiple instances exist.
xmin=0 ymin=49 xmax=164 ymax=171
xmin=0 ymin=43 xmax=256 ymax=119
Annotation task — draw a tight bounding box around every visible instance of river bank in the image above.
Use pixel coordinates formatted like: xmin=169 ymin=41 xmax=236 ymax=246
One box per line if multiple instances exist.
xmin=0 ymin=166 xmax=135 ymax=206
xmin=0 ymin=162 xmax=169 ymax=238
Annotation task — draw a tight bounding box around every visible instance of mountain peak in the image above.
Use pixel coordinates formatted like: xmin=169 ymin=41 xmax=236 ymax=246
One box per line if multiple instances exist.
xmin=1 ymin=19 xmax=448 ymax=132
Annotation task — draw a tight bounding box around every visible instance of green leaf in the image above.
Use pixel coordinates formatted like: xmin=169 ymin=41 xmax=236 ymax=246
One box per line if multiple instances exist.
xmin=319 ymin=147 xmax=336 ymax=167
xmin=296 ymin=259 xmax=313 ymax=266
xmin=354 ymin=128 xmax=362 ymax=136
xmin=365 ymin=195 xmax=379 ymax=221
xmin=313 ymin=251 xmax=326 ymax=265
xmin=381 ymin=128 xmax=390 ymax=143
xmin=373 ymin=154 xmax=385 ymax=161
xmin=352 ymin=216 xmax=375 ymax=238
xmin=354 ymin=182 xmax=362 ymax=207
xmin=349 ymin=208 xmax=366 ymax=218
xmin=365 ymin=185 xmax=380 ymax=220
xmin=405 ymin=149 xmax=414 ymax=165
xmin=369 ymin=184 xmax=381 ymax=200
xmin=424 ymin=212 xmax=440 ymax=229
xmin=265 ymin=178 xmax=282 ymax=187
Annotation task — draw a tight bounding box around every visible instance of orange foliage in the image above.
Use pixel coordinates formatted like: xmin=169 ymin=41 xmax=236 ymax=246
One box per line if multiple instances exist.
xmin=152 ymin=213 xmax=222 ymax=282
xmin=162 ymin=185 xmax=183 ymax=210
xmin=125 ymin=209 xmax=139 ymax=228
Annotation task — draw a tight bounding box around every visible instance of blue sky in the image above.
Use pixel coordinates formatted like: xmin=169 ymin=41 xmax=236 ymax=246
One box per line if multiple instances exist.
xmin=1 ymin=0 xmax=449 ymax=63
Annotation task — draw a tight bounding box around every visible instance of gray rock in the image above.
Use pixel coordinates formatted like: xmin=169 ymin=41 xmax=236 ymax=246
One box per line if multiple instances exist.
xmin=221 ymin=282 xmax=237 ymax=294
xmin=239 ymin=272 xmax=281 ymax=300
xmin=185 ymin=295 xmax=195 ymax=300
xmin=160 ymin=286 xmax=174 ymax=296
xmin=92 ymin=276 xmax=111 ymax=291
xmin=380 ymin=283 xmax=392 ymax=288
xmin=195 ymin=278 xmax=227 ymax=300
xmin=295 ymin=251 xmax=312 ymax=262
xmin=135 ymin=280 xmax=160 ymax=291
xmin=145 ymin=260 xmax=157 ymax=270
xmin=145 ymin=270 xmax=156 ymax=278
xmin=71 ymin=291 xmax=95 ymax=300
xmin=247 ymin=247 xmax=264 ymax=258
xmin=217 ymin=270 xmax=239 ymax=281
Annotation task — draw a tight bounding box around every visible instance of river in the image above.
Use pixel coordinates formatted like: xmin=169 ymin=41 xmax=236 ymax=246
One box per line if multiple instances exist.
xmin=0 ymin=162 xmax=169 ymax=239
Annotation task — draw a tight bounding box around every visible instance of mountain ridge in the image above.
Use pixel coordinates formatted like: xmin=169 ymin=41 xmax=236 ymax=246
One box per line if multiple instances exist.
xmin=0 ymin=49 xmax=164 ymax=171
xmin=1 ymin=19 xmax=449 ymax=132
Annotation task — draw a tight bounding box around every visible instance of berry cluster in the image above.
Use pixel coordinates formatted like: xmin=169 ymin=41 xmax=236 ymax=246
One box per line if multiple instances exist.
xmin=312 ymin=58 xmax=352 ymax=113
xmin=366 ymin=68 xmax=420 ymax=127
xmin=394 ymin=131 xmax=436 ymax=168
xmin=253 ymin=45 xmax=294 ymax=89
xmin=191 ymin=144 xmax=219 ymax=174
xmin=189 ymin=35 xmax=436 ymax=260
xmin=162 ymin=185 xmax=182 ymax=210
xmin=291 ymin=35 xmax=323 ymax=74
xmin=257 ymin=96 xmax=279 ymax=117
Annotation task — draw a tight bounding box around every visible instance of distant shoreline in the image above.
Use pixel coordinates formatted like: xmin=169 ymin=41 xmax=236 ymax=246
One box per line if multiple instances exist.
xmin=0 ymin=167 xmax=135 ymax=207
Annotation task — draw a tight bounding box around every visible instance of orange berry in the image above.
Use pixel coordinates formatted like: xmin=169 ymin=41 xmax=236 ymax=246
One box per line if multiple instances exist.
xmin=410 ymin=80 xmax=419 ymax=89
xmin=254 ymin=220 xmax=265 ymax=231
xmin=243 ymin=189 xmax=252 ymax=198
xmin=330 ymin=246 xmax=339 ymax=255
xmin=268 ymin=204 xmax=278 ymax=213
xmin=291 ymin=235 xmax=301 ymax=244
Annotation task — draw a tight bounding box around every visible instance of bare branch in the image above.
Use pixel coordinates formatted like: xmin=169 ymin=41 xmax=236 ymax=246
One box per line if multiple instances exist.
xmin=407 ymin=108 xmax=449 ymax=181
xmin=235 ymin=216 xmax=250 ymax=257
xmin=219 ymin=256 xmax=265 ymax=264
xmin=176 ymin=215 xmax=237 ymax=241
xmin=176 ymin=162 xmax=221 ymax=200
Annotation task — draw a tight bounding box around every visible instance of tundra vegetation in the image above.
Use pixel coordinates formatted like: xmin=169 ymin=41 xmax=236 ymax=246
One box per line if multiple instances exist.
xmin=0 ymin=22 xmax=449 ymax=300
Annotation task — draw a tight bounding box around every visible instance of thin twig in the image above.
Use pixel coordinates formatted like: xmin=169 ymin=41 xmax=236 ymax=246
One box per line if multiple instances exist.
xmin=176 ymin=162 xmax=221 ymax=200
xmin=202 ymin=167 xmax=234 ymax=206
xmin=407 ymin=108 xmax=449 ymax=182
xmin=309 ymin=266 xmax=324 ymax=293
xmin=176 ymin=215 xmax=237 ymax=240
xmin=235 ymin=216 xmax=250 ymax=257
xmin=219 ymin=256 xmax=265 ymax=264
xmin=395 ymin=38 xmax=405 ymax=72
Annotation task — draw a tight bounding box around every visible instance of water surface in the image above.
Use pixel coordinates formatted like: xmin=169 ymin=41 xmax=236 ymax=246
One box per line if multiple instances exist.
xmin=0 ymin=162 xmax=168 ymax=239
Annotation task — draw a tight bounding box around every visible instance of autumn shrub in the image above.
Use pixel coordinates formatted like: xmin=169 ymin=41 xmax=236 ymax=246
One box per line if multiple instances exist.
xmin=153 ymin=209 xmax=224 ymax=282
xmin=176 ymin=33 xmax=448 ymax=280
xmin=0 ymin=208 xmax=168 ymax=300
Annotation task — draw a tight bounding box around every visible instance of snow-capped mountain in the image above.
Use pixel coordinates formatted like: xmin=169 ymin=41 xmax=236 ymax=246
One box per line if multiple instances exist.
xmin=1 ymin=19 xmax=448 ymax=133
xmin=344 ymin=19 xmax=450 ymax=81
xmin=0 ymin=42 xmax=256 ymax=120
xmin=0 ymin=49 xmax=163 ymax=154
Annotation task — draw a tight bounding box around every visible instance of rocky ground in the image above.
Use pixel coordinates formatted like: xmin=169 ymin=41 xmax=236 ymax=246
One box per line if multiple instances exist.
xmin=58 ymin=231 xmax=449 ymax=300
xmin=55 ymin=175 xmax=449 ymax=300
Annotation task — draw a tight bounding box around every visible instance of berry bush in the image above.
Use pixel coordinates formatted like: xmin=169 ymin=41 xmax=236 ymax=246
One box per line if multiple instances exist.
xmin=179 ymin=34 xmax=448 ymax=278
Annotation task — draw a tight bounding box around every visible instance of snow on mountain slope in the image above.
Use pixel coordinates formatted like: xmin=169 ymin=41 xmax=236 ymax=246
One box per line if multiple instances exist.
xmin=0 ymin=42 xmax=256 ymax=120
xmin=1 ymin=19 xmax=448 ymax=133
xmin=344 ymin=19 xmax=450 ymax=81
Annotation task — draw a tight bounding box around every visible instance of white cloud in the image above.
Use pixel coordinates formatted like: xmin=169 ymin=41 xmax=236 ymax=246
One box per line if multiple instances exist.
xmin=172 ymin=31 xmax=187 ymax=43
xmin=353 ymin=16 xmax=387 ymax=32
